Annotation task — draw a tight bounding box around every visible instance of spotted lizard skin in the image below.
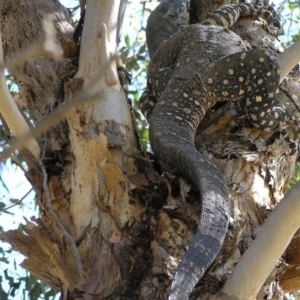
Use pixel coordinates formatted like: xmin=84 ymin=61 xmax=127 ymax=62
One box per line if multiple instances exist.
xmin=139 ymin=1 xmax=300 ymax=299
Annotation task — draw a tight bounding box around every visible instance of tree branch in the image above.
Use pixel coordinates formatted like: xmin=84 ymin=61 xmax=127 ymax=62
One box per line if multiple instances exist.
xmin=78 ymin=0 xmax=122 ymax=87
xmin=67 ymin=0 xmax=139 ymax=237
xmin=278 ymin=38 xmax=300 ymax=83
xmin=0 ymin=17 xmax=63 ymax=161
xmin=0 ymin=31 xmax=41 ymax=160
xmin=117 ymin=0 xmax=128 ymax=43
xmin=217 ymin=181 xmax=300 ymax=300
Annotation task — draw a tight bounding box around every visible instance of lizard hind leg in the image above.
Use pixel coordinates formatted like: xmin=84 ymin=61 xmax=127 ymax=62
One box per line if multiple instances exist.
xmin=204 ymin=48 xmax=300 ymax=155
xmin=240 ymin=50 xmax=300 ymax=154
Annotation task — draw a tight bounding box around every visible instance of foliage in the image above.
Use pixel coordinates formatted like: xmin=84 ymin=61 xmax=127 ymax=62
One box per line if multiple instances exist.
xmin=288 ymin=163 xmax=300 ymax=190
xmin=276 ymin=0 xmax=300 ymax=45
xmin=0 ymin=268 xmax=57 ymax=300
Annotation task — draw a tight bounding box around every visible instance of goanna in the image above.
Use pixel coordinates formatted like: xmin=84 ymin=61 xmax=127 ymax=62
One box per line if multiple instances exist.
xmin=139 ymin=1 xmax=299 ymax=299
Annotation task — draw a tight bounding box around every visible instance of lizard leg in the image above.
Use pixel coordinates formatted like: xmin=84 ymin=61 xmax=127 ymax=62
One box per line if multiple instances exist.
xmin=139 ymin=67 xmax=173 ymax=121
xmin=204 ymin=48 xmax=299 ymax=154
xmin=139 ymin=91 xmax=157 ymax=122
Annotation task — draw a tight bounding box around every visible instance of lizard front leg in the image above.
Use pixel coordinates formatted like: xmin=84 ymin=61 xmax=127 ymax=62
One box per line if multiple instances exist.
xmin=139 ymin=67 xmax=173 ymax=121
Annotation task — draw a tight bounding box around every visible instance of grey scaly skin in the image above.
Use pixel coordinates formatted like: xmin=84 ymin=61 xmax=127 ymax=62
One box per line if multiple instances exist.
xmin=139 ymin=1 xmax=300 ymax=299
xmin=146 ymin=0 xmax=190 ymax=58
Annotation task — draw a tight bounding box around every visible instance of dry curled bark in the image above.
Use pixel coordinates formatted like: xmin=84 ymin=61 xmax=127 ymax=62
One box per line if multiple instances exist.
xmin=0 ymin=1 xmax=300 ymax=300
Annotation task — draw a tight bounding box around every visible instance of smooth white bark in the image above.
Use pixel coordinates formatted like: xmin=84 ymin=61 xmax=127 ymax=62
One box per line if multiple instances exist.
xmin=68 ymin=0 xmax=139 ymax=237
xmin=219 ymin=181 xmax=300 ymax=300
xmin=279 ymin=38 xmax=300 ymax=82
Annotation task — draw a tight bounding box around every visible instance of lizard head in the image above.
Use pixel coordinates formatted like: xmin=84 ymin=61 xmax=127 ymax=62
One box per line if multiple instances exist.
xmin=163 ymin=0 xmax=190 ymax=30
xmin=146 ymin=0 xmax=190 ymax=57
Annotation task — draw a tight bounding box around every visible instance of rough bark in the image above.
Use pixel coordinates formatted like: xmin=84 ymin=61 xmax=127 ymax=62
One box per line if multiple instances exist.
xmin=0 ymin=0 xmax=142 ymax=298
xmin=0 ymin=0 xmax=299 ymax=300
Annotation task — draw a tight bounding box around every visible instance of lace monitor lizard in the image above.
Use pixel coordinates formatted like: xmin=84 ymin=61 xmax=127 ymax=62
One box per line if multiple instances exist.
xmin=139 ymin=1 xmax=300 ymax=299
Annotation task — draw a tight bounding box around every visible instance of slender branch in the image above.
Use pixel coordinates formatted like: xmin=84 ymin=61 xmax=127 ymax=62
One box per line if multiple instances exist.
xmin=1 ymin=188 xmax=33 ymax=211
xmin=0 ymin=31 xmax=41 ymax=160
xmin=117 ymin=0 xmax=128 ymax=43
xmin=0 ymin=17 xmax=62 ymax=161
xmin=217 ymin=181 xmax=300 ymax=300
xmin=280 ymin=86 xmax=300 ymax=114
xmin=278 ymin=38 xmax=300 ymax=83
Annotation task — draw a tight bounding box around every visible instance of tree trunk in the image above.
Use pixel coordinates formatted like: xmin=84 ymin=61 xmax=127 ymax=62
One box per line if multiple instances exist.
xmin=0 ymin=0 xmax=300 ymax=299
xmin=0 ymin=0 xmax=142 ymax=298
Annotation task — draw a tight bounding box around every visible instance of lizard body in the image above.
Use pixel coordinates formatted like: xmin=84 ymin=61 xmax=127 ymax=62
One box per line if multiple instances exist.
xmin=139 ymin=1 xmax=299 ymax=299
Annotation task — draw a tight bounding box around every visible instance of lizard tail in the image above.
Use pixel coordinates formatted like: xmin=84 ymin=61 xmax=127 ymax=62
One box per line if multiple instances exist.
xmin=149 ymin=78 xmax=230 ymax=299
xmin=168 ymin=146 xmax=229 ymax=299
